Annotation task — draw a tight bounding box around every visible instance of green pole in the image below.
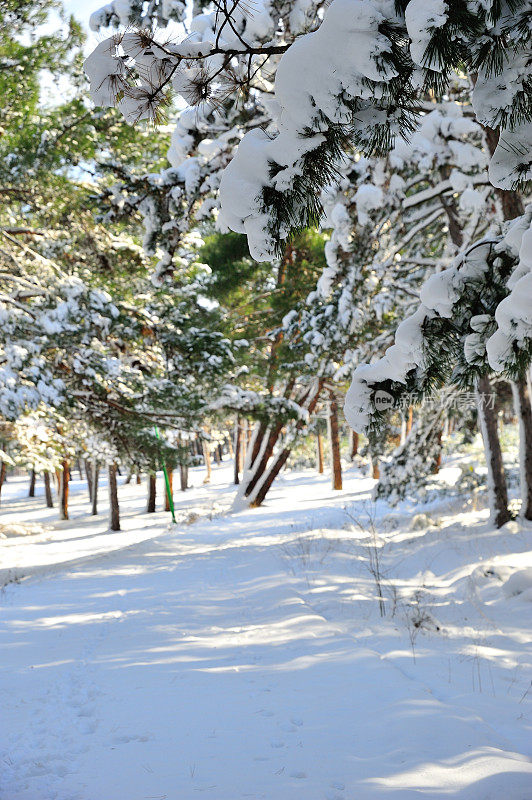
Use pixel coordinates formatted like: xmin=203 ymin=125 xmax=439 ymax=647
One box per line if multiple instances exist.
xmin=154 ymin=426 xmax=177 ymax=524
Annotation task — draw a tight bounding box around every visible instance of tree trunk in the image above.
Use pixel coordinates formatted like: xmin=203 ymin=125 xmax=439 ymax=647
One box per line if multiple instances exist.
xmin=180 ymin=463 xmax=188 ymax=491
xmin=406 ymin=406 xmax=414 ymax=436
xmin=476 ymin=377 xmax=511 ymax=527
xmin=85 ymin=460 xmax=93 ymax=502
xmin=91 ymin=461 xmax=99 ymax=516
xmin=371 ymin=457 xmax=380 ymax=480
xmin=349 ymin=429 xmax=359 ymax=459
xmin=248 ymin=380 xmax=323 ymax=507
xmin=316 ymin=430 xmax=324 ymax=474
xmin=240 ymin=419 xmax=247 ymax=471
xmin=136 ymin=473 xmax=142 ymax=484
xmin=242 ymin=379 xmax=298 ymax=498
xmin=28 ymin=469 xmax=36 ymax=497
xmin=164 ymin=470 xmax=174 ymax=512
xmin=59 ymin=459 xmax=69 ymax=521
xmin=108 ymin=463 xmax=120 ymax=531
xmin=124 ymin=473 xmax=132 ymax=485
xmin=0 ymin=461 xmax=6 ymax=505
xmin=244 ymin=423 xmax=284 ymax=497
xmin=147 ymin=473 xmax=156 ymax=513
xmin=327 ymin=392 xmax=343 ymax=491
xmin=202 ymin=440 xmax=212 ymax=483
xmin=233 ymin=417 xmax=242 ymax=485
xmin=44 ymin=470 xmax=54 ymax=508
xmin=77 ymin=459 xmax=83 ymax=480
xmin=511 ymin=378 xmax=532 ymax=520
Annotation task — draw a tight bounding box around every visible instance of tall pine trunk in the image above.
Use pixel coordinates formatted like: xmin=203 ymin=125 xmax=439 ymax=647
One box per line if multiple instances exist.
xmin=43 ymin=471 xmax=54 ymax=508
xmin=247 ymin=380 xmax=323 ymax=507
xmin=476 ymin=377 xmax=511 ymax=527
xmin=108 ymin=463 xmax=120 ymax=531
xmin=28 ymin=469 xmax=36 ymax=497
xmin=406 ymin=406 xmax=414 ymax=437
xmin=349 ymin=429 xmax=359 ymax=460
xmin=59 ymin=459 xmax=69 ymax=521
xmin=164 ymin=470 xmax=174 ymax=512
xmin=147 ymin=473 xmax=156 ymax=513
xmin=91 ymin=461 xmax=99 ymax=516
xmin=202 ymin=439 xmax=212 ymax=483
xmin=0 ymin=461 xmax=6 ymax=505
xmin=511 ymin=379 xmax=532 ymax=520
xmin=316 ymin=430 xmax=324 ymax=473
xmin=85 ymin=460 xmax=93 ymax=502
xmin=233 ymin=417 xmax=242 ymax=484
xmin=136 ymin=473 xmax=142 ymax=484
xmin=180 ymin=463 xmax=188 ymax=491
xmin=327 ymin=391 xmax=342 ymax=490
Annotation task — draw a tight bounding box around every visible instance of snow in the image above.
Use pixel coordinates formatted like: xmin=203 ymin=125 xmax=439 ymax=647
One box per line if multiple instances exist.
xmin=1 ymin=458 xmax=532 ymax=799
xmin=218 ymin=0 xmax=399 ymax=260
xmin=487 ymin=212 xmax=532 ymax=373
xmin=404 ymin=0 xmax=448 ymax=70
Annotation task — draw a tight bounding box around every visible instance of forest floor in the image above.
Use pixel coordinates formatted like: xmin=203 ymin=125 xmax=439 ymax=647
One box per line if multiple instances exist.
xmin=0 ymin=457 xmax=531 ymax=799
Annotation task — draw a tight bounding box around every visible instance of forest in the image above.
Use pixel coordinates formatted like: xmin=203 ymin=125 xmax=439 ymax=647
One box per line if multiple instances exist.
xmin=0 ymin=0 xmax=531 ymax=797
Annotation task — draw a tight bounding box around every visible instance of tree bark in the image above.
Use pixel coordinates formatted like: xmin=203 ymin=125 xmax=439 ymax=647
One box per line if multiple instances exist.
xmin=327 ymin=392 xmax=343 ymax=491
xmin=136 ymin=473 xmax=142 ymax=484
xmin=349 ymin=429 xmax=359 ymax=460
xmin=316 ymin=430 xmax=324 ymax=474
xmin=406 ymin=406 xmax=414 ymax=437
xmin=43 ymin=470 xmax=54 ymax=508
xmin=147 ymin=473 xmax=156 ymax=513
xmin=124 ymin=473 xmax=132 ymax=485
xmin=244 ymin=423 xmax=284 ymax=497
xmin=91 ymin=461 xmax=99 ymax=516
xmin=85 ymin=460 xmax=93 ymax=502
xmin=28 ymin=468 xmax=36 ymax=497
xmin=202 ymin=439 xmax=212 ymax=483
xmin=240 ymin=419 xmax=247 ymax=471
xmin=512 ymin=378 xmax=532 ymax=520
xmin=180 ymin=463 xmax=188 ymax=491
xmin=476 ymin=377 xmax=511 ymax=527
xmin=233 ymin=417 xmax=242 ymax=485
xmin=248 ymin=380 xmax=323 ymax=507
xmin=164 ymin=470 xmax=174 ymax=512
xmin=59 ymin=459 xmax=69 ymax=520
xmin=0 ymin=461 xmax=6 ymax=505
xmin=108 ymin=463 xmax=120 ymax=531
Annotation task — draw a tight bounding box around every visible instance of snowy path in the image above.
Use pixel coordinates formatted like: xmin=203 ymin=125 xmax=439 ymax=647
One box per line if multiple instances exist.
xmin=1 ymin=467 xmax=531 ymax=799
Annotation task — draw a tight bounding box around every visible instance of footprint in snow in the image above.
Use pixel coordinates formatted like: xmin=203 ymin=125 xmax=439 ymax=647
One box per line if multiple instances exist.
xmin=290 ymin=717 xmax=303 ymax=727
xmin=278 ymin=722 xmax=297 ymax=732
xmin=289 ymin=771 xmax=307 ymax=779
xmin=80 ymin=719 xmax=97 ymax=735
xmin=270 ymin=738 xmax=285 ymax=748
xmin=112 ymin=733 xmax=150 ymax=744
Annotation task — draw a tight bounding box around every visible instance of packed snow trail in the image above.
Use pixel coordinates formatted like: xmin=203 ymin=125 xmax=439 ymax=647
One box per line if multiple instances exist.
xmin=1 ymin=467 xmax=531 ymax=799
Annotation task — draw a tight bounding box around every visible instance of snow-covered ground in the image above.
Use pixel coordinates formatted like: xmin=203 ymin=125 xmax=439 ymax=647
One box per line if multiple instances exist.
xmin=1 ymin=460 xmax=531 ymax=799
